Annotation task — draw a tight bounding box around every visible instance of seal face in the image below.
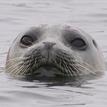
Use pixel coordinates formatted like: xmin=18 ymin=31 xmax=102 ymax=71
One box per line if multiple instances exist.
xmin=5 ymin=25 xmax=105 ymax=79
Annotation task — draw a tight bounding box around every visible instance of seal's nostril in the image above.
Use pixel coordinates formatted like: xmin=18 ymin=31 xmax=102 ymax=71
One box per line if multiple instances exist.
xmin=43 ymin=42 xmax=56 ymax=49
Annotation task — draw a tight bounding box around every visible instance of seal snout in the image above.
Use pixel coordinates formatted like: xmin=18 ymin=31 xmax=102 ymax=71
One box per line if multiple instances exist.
xmin=43 ymin=42 xmax=56 ymax=50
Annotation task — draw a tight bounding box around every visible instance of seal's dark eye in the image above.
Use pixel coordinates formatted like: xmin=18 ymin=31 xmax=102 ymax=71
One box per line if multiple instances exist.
xmin=20 ymin=35 xmax=34 ymax=46
xmin=71 ymin=38 xmax=87 ymax=50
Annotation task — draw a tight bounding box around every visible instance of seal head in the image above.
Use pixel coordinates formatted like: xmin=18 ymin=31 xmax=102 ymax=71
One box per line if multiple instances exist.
xmin=5 ymin=25 xmax=105 ymax=79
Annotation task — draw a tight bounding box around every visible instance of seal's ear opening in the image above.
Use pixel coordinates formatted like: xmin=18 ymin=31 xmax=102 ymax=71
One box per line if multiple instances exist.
xmin=92 ymin=40 xmax=98 ymax=48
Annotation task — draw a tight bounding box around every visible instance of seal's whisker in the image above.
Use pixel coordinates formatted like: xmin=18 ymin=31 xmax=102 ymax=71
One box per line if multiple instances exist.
xmin=66 ymin=66 xmax=74 ymax=77
xmin=72 ymin=66 xmax=80 ymax=76
xmin=56 ymin=51 xmax=96 ymax=76
xmin=69 ymin=63 xmax=80 ymax=76
xmin=74 ymin=63 xmax=96 ymax=75
xmin=16 ymin=61 xmax=31 ymax=76
xmin=56 ymin=54 xmax=76 ymax=77
xmin=13 ymin=65 xmax=24 ymax=76
xmin=13 ymin=61 xmax=30 ymax=76
xmin=72 ymin=54 xmax=95 ymax=73
xmin=20 ymin=63 xmax=32 ymax=75
xmin=6 ymin=61 xmax=22 ymax=71
xmin=13 ymin=61 xmax=28 ymax=75
xmin=18 ymin=66 xmax=28 ymax=76
xmin=62 ymin=61 xmax=73 ymax=77
xmin=69 ymin=65 xmax=79 ymax=77
xmin=8 ymin=64 xmax=23 ymax=75
xmin=6 ymin=57 xmax=24 ymax=63
xmin=61 ymin=62 xmax=71 ymax=77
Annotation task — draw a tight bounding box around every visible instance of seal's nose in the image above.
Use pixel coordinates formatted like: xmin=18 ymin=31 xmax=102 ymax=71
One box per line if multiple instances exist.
xmin=43 ymin=42 xmax=56 ymax=50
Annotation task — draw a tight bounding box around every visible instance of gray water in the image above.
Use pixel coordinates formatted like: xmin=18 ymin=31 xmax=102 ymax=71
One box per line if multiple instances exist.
xmin=0 ymin=0 xmax=107 ymax=107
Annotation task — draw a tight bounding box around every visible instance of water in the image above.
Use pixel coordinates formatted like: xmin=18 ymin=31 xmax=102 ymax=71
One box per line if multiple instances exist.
xmin=0 ymin=0 xmax=107 ymax=107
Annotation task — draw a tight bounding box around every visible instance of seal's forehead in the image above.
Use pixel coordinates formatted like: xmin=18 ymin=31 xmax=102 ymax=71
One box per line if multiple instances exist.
xmin=23 ymin=25 xmax=81 ymax=35
xmin=29 ymin=25 xmax=63 ymax=37
xmin=23 ymin=25 xmax=62 ymax=36
xmin=42 ymin=25 xmax=91 ymax=38
xmin=20 ymin=25 xmax=92 ymax=41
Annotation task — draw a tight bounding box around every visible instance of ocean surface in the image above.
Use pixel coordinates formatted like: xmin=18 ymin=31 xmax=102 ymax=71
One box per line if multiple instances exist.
xmin=0 ymin=0 xmax=107 ymax=107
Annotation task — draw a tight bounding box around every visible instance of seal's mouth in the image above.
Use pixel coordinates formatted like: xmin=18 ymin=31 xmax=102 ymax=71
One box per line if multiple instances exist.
xmin=30 ymin=63 xmax=66 ymax=77
xmin=38 ymin=61 xmax=63 ymax=69
xmin=38 ymin=64 xmax=59 ymax=70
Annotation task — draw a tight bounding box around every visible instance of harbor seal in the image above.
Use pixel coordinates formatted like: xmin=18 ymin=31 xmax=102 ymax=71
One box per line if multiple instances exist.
xmin=5 ymin=25 xmax=105 ymax=79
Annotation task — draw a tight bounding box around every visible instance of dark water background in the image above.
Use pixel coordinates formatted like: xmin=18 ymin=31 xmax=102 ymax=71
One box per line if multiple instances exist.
xmin=0 ymin=0 xmax=107 ymax=107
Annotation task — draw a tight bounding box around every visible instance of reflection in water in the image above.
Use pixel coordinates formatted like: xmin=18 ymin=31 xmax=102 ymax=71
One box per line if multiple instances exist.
xmin=0 ymin=0 xmax=107 ymax=107
xmin=19 ymin=73 xmax=102 ymax=87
